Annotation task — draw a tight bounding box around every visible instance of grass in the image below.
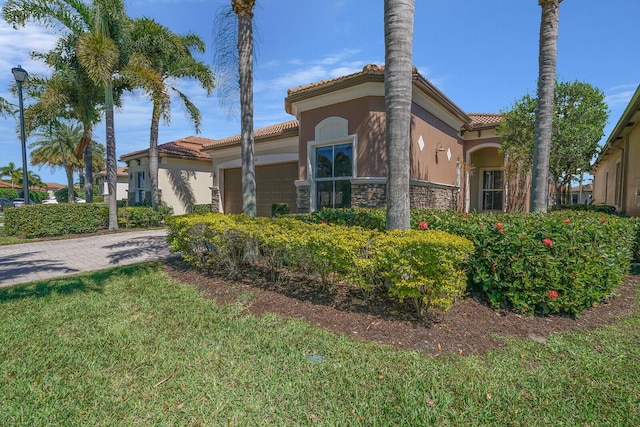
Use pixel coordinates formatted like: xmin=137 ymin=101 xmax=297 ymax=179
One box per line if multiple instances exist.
xmin=0 ymin=264 xmax=639 ymax=426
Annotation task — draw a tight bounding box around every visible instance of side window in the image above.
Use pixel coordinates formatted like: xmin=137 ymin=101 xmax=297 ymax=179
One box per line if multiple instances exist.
xmin=315 ymin=143 xmax=353 ymax=209
xmin=481 ymin=169 xmax=504 ymax=211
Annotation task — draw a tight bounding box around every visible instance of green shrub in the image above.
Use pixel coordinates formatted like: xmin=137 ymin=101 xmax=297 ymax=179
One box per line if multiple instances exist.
xmin=192 ymin=204 xmax=212 ymax=214
xmin=271 ymin=203 xmax=290 ymax=217
xmin=118 ymin=206 xmax=173 ymax=228
xmin=372 ymin=229 xmax=473 ymax=314
xmin=0 ymin=188 xmax=19 ymax=200
xmin=557 ymin=204 xmax=617 ymax=214
xmin=410 ymin=210 xmax=636 ymax=315
xmin=290 ymin=207 xmax=387 ymax=231
xmin=167 ymin=213 xmax=472 ymax=314
xmin=4 ymin=204 xmax=108 ymax=238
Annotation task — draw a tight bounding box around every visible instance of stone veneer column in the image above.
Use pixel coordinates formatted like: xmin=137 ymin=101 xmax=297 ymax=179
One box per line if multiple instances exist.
xmin=351 ymin=182 xmax=387 ymax=208
xmin=210 ymin=186 xmax=220 ymax=213
xmin=409 ymin=181 xmax=459 ymax=211
xmin=295 ymin=181 xmax=311 ymax=213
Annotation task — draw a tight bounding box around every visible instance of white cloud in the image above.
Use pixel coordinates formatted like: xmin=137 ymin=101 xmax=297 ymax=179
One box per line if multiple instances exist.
xmin=605 ymin=84 xmax=639 ymax=108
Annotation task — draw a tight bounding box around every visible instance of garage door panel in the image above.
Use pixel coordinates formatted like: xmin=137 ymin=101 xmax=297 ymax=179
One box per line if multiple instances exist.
xmin=224 ymin=162 xmax=297 ymax=216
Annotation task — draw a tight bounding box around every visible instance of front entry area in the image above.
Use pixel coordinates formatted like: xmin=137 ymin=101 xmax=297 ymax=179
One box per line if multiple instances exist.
xmin=223 ymin=162 xmax=298 ymax=216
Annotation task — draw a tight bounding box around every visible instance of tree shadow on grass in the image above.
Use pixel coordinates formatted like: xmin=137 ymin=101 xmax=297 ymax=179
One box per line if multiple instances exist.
xmin=0 ymin=263 xmax=158 ymax=304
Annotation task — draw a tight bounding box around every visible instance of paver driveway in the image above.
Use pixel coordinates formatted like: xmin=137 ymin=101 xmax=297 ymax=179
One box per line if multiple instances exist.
xmin=0 ymin=229 xmax=175 ymax=287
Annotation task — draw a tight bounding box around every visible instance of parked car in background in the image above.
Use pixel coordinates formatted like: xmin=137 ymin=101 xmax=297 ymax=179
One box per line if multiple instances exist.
xmin=12 ymin=198 xmax=35 ymax=207
xmin=42 ymin=197 xmax=58 ymax=204
xmin=75 ymin=197 xmax=86 ymax=203
xmin=0 ymin=197 xmax=14 ymax=210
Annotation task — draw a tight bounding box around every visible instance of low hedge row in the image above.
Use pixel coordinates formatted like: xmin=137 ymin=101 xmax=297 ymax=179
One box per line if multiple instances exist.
xmin=4 ymin=204 xmax=173 ymax=237
xmin=4 ymin=204 xmax=108 ymax=237
xmin=167 ymin=214 xmax=474 ymax=314
xmin=303 ymin=208 xmax=638 ymax=315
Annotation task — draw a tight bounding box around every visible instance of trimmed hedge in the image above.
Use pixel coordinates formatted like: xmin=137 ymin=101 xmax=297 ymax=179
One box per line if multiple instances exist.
xmin=4 ymin=204 xmax=108 ymax=237
xmin=192 ymin=204 xmax=212 ymax=214
xmin=4 ymin=204 xmax=173 ymax=237
xmin=167 ymin=213 xmax=473 ymax=314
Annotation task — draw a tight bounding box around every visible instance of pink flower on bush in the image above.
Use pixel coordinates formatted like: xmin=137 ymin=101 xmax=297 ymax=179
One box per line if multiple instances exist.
xmin=546 ymin=290 xmax=559 ymax=299
xmin=462 ymin=212 xmax=468 ymax=218
xmin=320 ymin=221 xmax=327 ymax=225
xmin=495 ymin=222 xmax=503 ymax=229
xmin=419 ymin=221 xmax=428 ymax=230
xmin=563 ymin=219 xmax=571 ymax=224
xmin=497 ymin=228 xmax=505 ymax=234
xmin=542 ymin=238 xmax=553 ymax=247
xmin=600 ymin=217 xmax=607 ymax=223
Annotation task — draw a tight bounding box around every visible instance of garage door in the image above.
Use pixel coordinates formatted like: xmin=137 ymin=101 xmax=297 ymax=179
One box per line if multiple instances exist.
xmin=224 ymin=162 xmax=298 ymax=216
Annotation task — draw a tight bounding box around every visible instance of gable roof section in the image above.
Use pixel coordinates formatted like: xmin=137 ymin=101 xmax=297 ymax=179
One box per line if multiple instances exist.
xmin=120 ymin=136 xmax=214 ymax=161
xmin=467 ymin=113 xmax=502 ymax=129
xmin=202 ymin=119 xmax=299 ymax=150
xmin=285 ymin=64 xmax=472 ymax=128
xmin=98 ymin=166 xmax=128 ymax=178
xmin=594 ymin=84 xmax=640 ymax=167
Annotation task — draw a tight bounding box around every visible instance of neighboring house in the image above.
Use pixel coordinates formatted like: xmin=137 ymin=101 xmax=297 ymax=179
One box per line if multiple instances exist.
xmin=119 ymin=137 xmax=214 ymax=215
xmin=569 ymin=183 xmax=592 ymax=205
xmin=592 ymin=85 xmax=640 ymax=216
xmin=97 ymin=166 xmax=129 ymax=201
xmin=45 ymin=182 xmax=66 ymax=198
xmin=201 ymin=64 xmax=504 ymax=215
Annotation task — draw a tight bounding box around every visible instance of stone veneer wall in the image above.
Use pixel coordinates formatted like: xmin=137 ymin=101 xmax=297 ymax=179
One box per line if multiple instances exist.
xmin=296 ymin=180 xmax=458 ymax=212
xmin=409 ymin=183 xmax=457 ymax=210
xmin=296 ymin=183 xmax=311 ymax=213
xmin=351 ymin=183 xmax=387 ymax=208
xmin=210 ymin=186 xmax=220 ymax=213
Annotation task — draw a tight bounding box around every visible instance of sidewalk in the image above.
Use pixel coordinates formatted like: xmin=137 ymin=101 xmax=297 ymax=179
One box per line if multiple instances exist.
xmin=0 ymin=229 xmax=175 ymax=287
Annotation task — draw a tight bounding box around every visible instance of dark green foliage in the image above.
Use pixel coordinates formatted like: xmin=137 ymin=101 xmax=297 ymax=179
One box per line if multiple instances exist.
xmin=290 ymin=207 xmax=387 ymax=231
xmin=556 ymin=204 xmax=616 ymax=214
xmin=117 ymin=206 xmax=173 ymax=228
xmin=410 ymin=210 xmax=636 ymax=316
xmin=0 ymin=188 xmax=19 ymax=200
xmin=271 ymin=203 xmax=290 ymax=217
xmin=4 ymin=204 xmax=108 ymax=238
xmin=192 ymin=204 xmax=212 ymax=214
xmin=28 ymin=191 xmax=48 ymax=204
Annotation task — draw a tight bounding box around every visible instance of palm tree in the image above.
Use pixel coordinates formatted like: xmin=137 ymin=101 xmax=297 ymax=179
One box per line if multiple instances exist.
xmin=215 ymin=1 xmax=257 ymax=217
xmin=2 ymin=0 xmax=129 ymax=228
xmin=0 ymin=162 xmax=21 ymax=188
xmin=384 ymin=0 xmax=415 ymax=230
xmin=30 ymin=121 xmax=104 ymax=202
xmin=128 ymin=18 xmax=214 ymax=208
xmin=530 ymin=0 xmax=562 ymax=213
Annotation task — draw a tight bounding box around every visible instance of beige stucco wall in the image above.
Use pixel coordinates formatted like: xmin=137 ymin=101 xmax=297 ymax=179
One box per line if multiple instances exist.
xmin=593 ymin=148 xmax=622 ymax=209
xmin=622 ymin=125 xmax=640 ymax=216
xmin=157 ymin=158 xmax=213 ymax=215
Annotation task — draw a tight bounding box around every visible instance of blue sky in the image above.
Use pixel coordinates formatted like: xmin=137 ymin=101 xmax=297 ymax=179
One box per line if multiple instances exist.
xmin=0 ymin=0 xmax=638 ymax=184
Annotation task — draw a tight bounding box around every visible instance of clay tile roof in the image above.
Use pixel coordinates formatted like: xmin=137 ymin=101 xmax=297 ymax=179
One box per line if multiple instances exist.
xmin=287 ymin=64 xmax=385 ymax=96
xmin=0 ymin=180 xmax=13 ymax=189
xmin=120 ymin=136 xmax=214 ymax=161
xmin=98 ymin=166 xmax=128 ymax=178
xmin=467 ymin=113 xmax=502 ymax=128
xmin=203 ymin=119 xmax=299 ymax=149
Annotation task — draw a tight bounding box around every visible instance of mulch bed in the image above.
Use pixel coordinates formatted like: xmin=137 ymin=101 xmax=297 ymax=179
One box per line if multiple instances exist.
xmin=163 ymin=258 xmax=638 ymax=357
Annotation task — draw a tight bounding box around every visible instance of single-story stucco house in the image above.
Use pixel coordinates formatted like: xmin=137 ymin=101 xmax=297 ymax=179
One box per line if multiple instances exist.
xmin=97 ymin=166 xmax=129 ymax=201
xmin=592 ymin=84 xmax=640 ymax=216
xmin=120 ymin=137 xmax=214 ymax=215
xmin=121 ymin=64 xmax=507 ymax=216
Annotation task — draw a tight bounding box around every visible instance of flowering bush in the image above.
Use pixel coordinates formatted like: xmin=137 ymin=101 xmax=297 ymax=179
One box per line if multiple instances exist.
xmin=410 ymin=209 xmax=637 ymax=315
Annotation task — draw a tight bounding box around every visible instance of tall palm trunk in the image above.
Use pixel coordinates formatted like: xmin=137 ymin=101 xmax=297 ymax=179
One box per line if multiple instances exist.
xmin=235 ymin=0 xmax=256 ymax=217
xmin=149 ymin=105 xmax=161 ymax=209
xmin=530 ymin=0 xmax=562 ymax=212
xmin=384 ymin=0 xmax=415 ymax=230
xmin=105 ymin=83 xmax=118 ymax=230
xmin=83 ymin=125 xmax=94 ymax=203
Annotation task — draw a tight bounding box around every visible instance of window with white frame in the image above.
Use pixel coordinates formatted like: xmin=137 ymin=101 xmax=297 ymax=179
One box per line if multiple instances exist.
xmin=135 ymin=171 xmax=145 ymax=203
xmin=315 ymin=142 xmax=353 ymax=209
xmin=481 ymin=169 xmax=504 ymax=211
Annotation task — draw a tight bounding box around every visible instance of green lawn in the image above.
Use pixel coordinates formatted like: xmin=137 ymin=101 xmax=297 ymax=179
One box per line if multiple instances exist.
xmin=1 ymin=264 xmax=638 ymax=426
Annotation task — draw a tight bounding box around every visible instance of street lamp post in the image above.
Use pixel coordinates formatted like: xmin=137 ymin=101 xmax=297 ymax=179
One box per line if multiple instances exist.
xmin=12 ymin=65 xmax=29 ymax=204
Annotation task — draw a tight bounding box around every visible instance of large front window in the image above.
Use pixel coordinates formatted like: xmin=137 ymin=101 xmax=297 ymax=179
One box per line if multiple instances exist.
xmin=482 ymin=170 xmax=503 ymax=211
xmin=315 ymin=143 xmax=352 ymax=209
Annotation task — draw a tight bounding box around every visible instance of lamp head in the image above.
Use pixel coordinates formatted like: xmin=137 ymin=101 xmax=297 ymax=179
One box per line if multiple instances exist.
xmin=12 ymin=65 xmax=28 ymax=83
